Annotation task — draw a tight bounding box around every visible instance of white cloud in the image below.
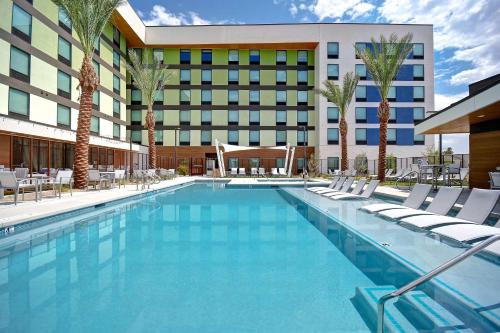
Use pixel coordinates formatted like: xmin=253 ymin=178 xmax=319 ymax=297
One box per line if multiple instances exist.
xmin=378 ymin=0 xmax=500 ymax=85
xmin=143 ymin=5 xmax=212 ymax=26
xmin=308 ymin=0 xmax=375 ymax=20
xmin=289 ymin=3 xmax=298 ymax=16
xmin=441 ymin=134 xmax=469 ymax=154
xmin=434 ymin=92 xmax=467 ymax=111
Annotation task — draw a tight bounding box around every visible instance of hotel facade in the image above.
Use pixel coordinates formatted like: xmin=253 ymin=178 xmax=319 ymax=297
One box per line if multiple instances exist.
xmin=0 ymin=0 xmax=434 ymax=175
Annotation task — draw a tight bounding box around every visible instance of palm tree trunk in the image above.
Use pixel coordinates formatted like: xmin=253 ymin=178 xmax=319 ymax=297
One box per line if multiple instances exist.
xmin=73 ymin=55 xmax=98 ymax=189
xmin=339 ymin=117 xmax=348 ymax=171
xmin=145 ymin=106 xmax=156 ymax=169
xmin=377 ymin=99 xmax=390 ymax=182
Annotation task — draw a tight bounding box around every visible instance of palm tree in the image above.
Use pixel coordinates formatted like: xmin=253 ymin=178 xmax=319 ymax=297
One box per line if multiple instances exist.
xmin=52 ymin=0 xmax=122 ymax=188
xmin=126 ymin=49 xmax=172 ymax=169
xmin=355 ymin=33 xmax=413 ymax=182
xmin=320 ymin=72 xmax=359 ymax=171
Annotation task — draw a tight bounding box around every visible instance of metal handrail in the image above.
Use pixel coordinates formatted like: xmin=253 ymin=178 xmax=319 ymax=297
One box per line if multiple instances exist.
xmin=377 ymin=234 xmax=500 ymax=333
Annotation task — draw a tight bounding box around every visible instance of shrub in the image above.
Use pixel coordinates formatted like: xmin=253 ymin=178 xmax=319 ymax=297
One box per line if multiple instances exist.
xmin=177 ymin=164 xmax=189 ymax=176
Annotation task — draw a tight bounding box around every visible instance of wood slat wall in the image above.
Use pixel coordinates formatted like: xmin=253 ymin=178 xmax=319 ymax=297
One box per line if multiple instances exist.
xmin=469 ymin=130 xmax=500 ymax=188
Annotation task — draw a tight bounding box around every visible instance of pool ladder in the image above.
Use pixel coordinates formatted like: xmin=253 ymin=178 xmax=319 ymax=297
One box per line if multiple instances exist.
xmin=377 ymin=234 xmax=500 ymax=333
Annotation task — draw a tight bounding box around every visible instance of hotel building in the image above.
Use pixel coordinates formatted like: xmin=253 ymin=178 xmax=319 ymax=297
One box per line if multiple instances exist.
xmin=0 ymin=0 xmax=434 ymax=175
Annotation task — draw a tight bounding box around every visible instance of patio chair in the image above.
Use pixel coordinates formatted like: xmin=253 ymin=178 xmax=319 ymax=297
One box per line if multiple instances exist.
xmin=43 ymin=170 xmax=73 ymax=198
xmin=314 ymin=176 xmax=346 ymax=194
xmin=377 ymin=186 xmax=462 ymax=220
xmin=230 ymin=168 xmax=238 ymax=176
xmin=400 ymin=188 xmax=500 ymax=229
xmin=251 ymin=168 xmax=258 ymax=177
xmin=324 ymin=178 xmax=366 ymax=198
xmin=238 ymin=168 xmax=246 ymax=176
xmin=360 ymin=183 xmax=432 ymax=213
xmin=14 ymin=167 xmax=29 ymax=179
xmin=308 ymin=176 xmax=339 ymax=192
xmin=489 ymin=172 xmax=500 ymax=190
xmin=146 ymin=169 xmax=161 ymax=184
xmin=331 ymin=180 xmax=380 ymax=200
xmin=114 ymin=169 xmax=126 ymax=188
xmin=0 ymin=171 xmax=40 ymax=205
xmin=86 ymin=169 xmax=110 ymax=191
xmin=258 ymin=168 xmax=266 ymax=177
xmin=322 ymin=177 xmax=356 ymax=197
xmin=369 ymin=168 xmax=392 ymax=179
xmin=386 ymin=168 xmax=408 ymax=181
xmin=278 ymin=168 xmax=287 ymax=176
xmin=271 ymin=168 xmax=279 ymax=177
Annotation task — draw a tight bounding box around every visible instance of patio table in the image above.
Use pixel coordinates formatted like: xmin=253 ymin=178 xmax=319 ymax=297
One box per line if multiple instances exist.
xmin=419 ymin=164 xmax=444 ymax=191
xmin=99 ymin=171 xmax=116 ymax=187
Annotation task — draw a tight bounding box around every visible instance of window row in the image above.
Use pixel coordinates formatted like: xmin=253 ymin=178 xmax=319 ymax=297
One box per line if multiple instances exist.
xmin=353 ymin=42 xmax=424 ymax=59
xmin=354 ymin=107 xmax=425 ymax=123
xmin=355 ymin=64 xmax=424 ymax=81
xmin=173 ymin=49 xmax=311 ymax=65
xmin=355 ymin=86 xmax=425 ymax=102
xmin=354 ymin=128 xmax=425 ymax=145
xmin=178 ymin=69 xmax=310 ymax=85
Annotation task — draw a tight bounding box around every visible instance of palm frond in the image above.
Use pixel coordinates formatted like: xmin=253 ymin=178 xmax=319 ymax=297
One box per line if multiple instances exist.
xmin=354 ymin=33 xmax=413 ymax=100
xmin=126 ymin=49 xmax=173 ymax=107
xmin=52 ymin=0 xmax=122 ymax=56
xmin=319 ymin=72 xmax=359 ymax=118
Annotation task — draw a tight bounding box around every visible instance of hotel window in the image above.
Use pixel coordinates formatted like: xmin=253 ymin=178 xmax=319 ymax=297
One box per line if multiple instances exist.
xmin=10 ymin=46 xmax=30 ymax=82
xmin=327 ymin=157 xmax=339 ymax=172
xmin=228 ymin=157 xmax=239 ymax=168
xmin=355 ymin=107 xmax=367 ymax=123
xmin=414 ymin=134 xmax=425 ymax=145
xmin=276 ymin=130 xmax=286 ymax=145
xmin=113 ymin=50 xmax=120 ymax=70
xmin=113 ymin=123 xmax=120 ymax=139
xmin=276 ymin=158 xmax=285 ymax=168
xmin=276 ymin=90 xmax=286 ymax=105
xmin=297 ymin=110 xmax=308 ymax=125
xmin=131 ymin=110 xmax=142 ymax=125
xmin=201 ymin=130 xmax=212 ymax=145
xmin=12 ymin=4 xmax=32 ymax=42
xmin=130 ymin=48 xmax=141 ymax=63
xmin=413 ymin=86 xmax=425 ymax=102
xmin=228 ymin=49 xmax=239 ymax=64
xmin=153 ymin=48 xmax=164 ymax=64
xmin=180 ymin=69 xmax=190 ymax=84
xmin=201 ymin=110 xmax=212 ymax=125
xmin=389 ymin=107 xmax=396 ymax=123
xmin=228 ymin=90 xmax=239 ymax=104
xmin=154 ymin=130 xmax=163 ymax=145
xmin=92 ymin=91 xmax=100 ymax=110
xmin=249 ymin=110 xmax=260 ymax=125
xmin=8 ymin=88 xmax=29 ymax=117
xmin=154 ymin=110 xmax=164 ymax=124
xmin=297 ymin=130 xmax=307 ymax=145
xmin=180 ymin=90 xmax=191 ymax=104
xmin=276 ymin=110 xmax=287 ymax=125
xmin=90 ymin=116 xmax=99 ymax=135
xmin=57 ymin=70 xmax=71 ymax=99
xmin=412 ymin=43 xmax=424 ymax=59
xmin=179 ymin=110 xmax=191 ymax=125
xmin=388 ymin=86 xmax=396 ymax=101
xmin=94 ymin=37 xmax=100 ymax=55
xmin=276 ymin=50 xmax=287 ymax=64
xmin=250 ymin=70 xmax=260 ymax=84
xmin=355 ymin=129 xmax=367 ymax=144
xmin=355 ymin=64 xmax=367 ymax=80
xmin=228 ymin=70 xmax=239 ymax=84
xmin=297 ymin=91 xmax=308 ymax=105
xmin=112 ymin=26 xmax=120 ymax=47
xmin=57 ymin=104 xmax=71 ymax=127
xmin=297 ymin=70 xmax=308 ymax=85
xmin=201 ymin=90 xmax=212 ymax=105
xmin=92 ymin=60 xmax=100 ymax=78
xmin=356 ymin=86 xmax=366 ymax=101
xmin=327 ymin=42 xmax=339 ymax=59
xmin=327 ymin=64 xmax=339 ymax=80
xmin=228 ymin=130 xmax=238 ymax=145
xmin=58 ymin=36 xmax=71 ymax=66
xmin=413 ymin=64 xmax=424 ymax=80
xmin=387 ymin=128 xmax=396 ymax=144
xmin=113 ymin=75 xmax=120 ymax=94
xmin=131 ymin=89 xmax=141 ymax=105
xmin=276 ymin=70 xmax=286 ymax=85
xmin=413 ymin=107 xmax=425 ymax=122
xmin=228 ymin=110 xmax=239 ymax=124
xmin=249 ymin=90 xmax=260 ymax=105
xmin=327 ymin=128 xmax=339 ymax=144
xmin=154 ymin=89 xmax=164 ymax=104
xmin=201 ymin=69 xmax=212 ymax=84
xmin=131 ymin=130 xmax=141 ymax=143
xmin=249 ymin=130 xmax=260 ymax=146
xmin=327 ymin=107 xmax=339 ymax=123
xmin=201 ymin=49 xmax=212 ymax=64
xmin=297 ymin=50 xmax=308 ymax=64
xmin=249 ymin=50 xmax=260 ymax=64
xmin=180 ymin=49 xmax=190 ymax=64
xmin=113 ymin=99 xmax=120 ymax=118
xmin=58 ymin=6 xmax=71 ymax=33
xmin=179 ymin=130 xmax=190 ymax=145
xmin=355 ymin=42 xmax=366 ymax=58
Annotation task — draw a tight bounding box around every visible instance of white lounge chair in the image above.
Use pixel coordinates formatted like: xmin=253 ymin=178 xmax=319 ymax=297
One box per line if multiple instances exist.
xmin=386 ymin=168 xmax=409 ymax=181
xmin=322 ymin=177 xmax=356 ymax=197
xmin=360 ymin=183 xmax=432 ymax=213
xmin=238 ymin=168 xmax=246 ymax=176
xmin=14 ymin=167 xmax=29 ymax=179
xmin=114 ymin=169 xmax=126 ymax=188
xmin=0 ymin=171 xmax=40 ymax=205
xmin=43 ymin=170 xmax=74 ymax=198
xmin=87 ymin=170 xmax=110 ymax=191
xmin=332 ymin=180 xmax=380 ymax=200
xmin=251 ymin=168 xmax=258 ymax=177
xmin=230 ymin=168 xmax=238 ymax=176
xmin=489 ymin=172 xmax=500 ymax=190
xmin=377 ymin=187 xmax=463 ymax=220
xmin=400 ymin=188 xmax=500 ymax=229
xmin=271 ymin=168 xmax=279 ymax=177
xmin=314 ymin=176 xmax=346 ymax=194
xmin=325 ymin=178 xmax=366 ymax=198
xmin=431 ymin=224 xmax=500 ymax=243
xmin=258 ymin=168 xmax=266 ymax=177
xmin=308 ymin=176 xmax=339 ymax=192
xmin=369 ymin=168 xmax=393 ymax=179
xmin=278 ymin=168 xmax=287 ymax=176
xmin=484 ymin=240 xmax=500 ymax=257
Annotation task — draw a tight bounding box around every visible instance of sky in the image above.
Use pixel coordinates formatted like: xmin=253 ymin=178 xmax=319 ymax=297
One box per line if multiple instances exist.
xmin=129 ymin=0 xmax=500 ymax=154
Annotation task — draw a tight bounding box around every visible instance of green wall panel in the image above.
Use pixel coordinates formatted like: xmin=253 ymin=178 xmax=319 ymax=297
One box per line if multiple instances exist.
xmin=212 ymin=49 xmax=227 ymax=65
xmin=260 ymin=70 xmax=275 ymax=85
xmin=239 ymin=110 xmax=249 ymax=126
xmin=165 ymin=110 xmax=179 ymax=125
xmin=260 ymin=50 xmax=275 ymax=65
xmin=35 ymin=0 xmax=58 ymax=24
xmin=308 ymin=50 xmax=315 ymax=65
xmin=308 ymin=90 xmax=314 ymax=105
xmin=287 ymin=91 xmax=297 ymax=106
xmin=239 ymin=49 xmax=249 ymax=65
xmin=260 ymin=91 xmax=275 ymax=106
xmin=167 ymin=69 xmax=179 ymax=85
xmin=32 ymin=18 xmax=58 ymax=59
xmin=212 ymin=69 xmax=227 ymax=85
xmin=286 ymin=70 xmax=297 ymax=86
xmin=213 ymin=90 xmax=228 ymax=105
xmin=287 ymin=51 xmax=297 ymax=66
xmin=191 ymin=69 xmax=201 ymax=85
xmin=191 ymin=89 xmax=201 ymax=105
xmin=239 ymin=70 xmax=249 ymax=85
xmin=308 ymin=70 xmax=315 ymax=85
xmin=0 ymin=0 xmax=12 ymax=32
xmin=191 ymin=49 xmax=201 ymax=65
xmin=212 ymin=110 xmax=227 ymax=125
xmin=239 ymin=90 xmax=249 ymax=105
xmin=166 ymin=89 xmax=180 ymax=105
xmin=191 ymin=110 xmax=201 ymax=125
xmin=165 ymin=49 xmax=180 ymax=64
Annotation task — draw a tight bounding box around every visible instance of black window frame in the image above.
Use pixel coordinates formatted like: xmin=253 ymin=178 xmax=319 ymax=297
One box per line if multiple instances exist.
xmin=58 ymin=36 xmax=72 ymax=67
xmin=57 ymin=69 xmax=71 ymax=99
xmin=327 ymin=42 xmax=339 ymax=59
xmin=12 ymin=4 xmax=32 ymax=43
xmin=9 ymin=46 xmax=30 ymax=83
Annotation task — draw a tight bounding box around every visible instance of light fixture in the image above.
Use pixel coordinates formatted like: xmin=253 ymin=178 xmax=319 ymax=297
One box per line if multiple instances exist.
xmin=477 ymin=114 xmax=485 ymax=118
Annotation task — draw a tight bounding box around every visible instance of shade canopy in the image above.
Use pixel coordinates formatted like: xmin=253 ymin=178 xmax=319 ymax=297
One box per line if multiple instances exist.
xmin=220 ymin=143 xmax=288 ymax=153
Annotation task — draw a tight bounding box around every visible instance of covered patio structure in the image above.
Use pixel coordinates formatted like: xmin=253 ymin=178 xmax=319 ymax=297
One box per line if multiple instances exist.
xmin=415 ymin=74 xmax=500 ymax=188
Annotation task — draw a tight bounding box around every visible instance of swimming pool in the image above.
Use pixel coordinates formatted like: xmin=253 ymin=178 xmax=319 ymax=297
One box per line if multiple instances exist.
xmin=0 ymin=183 xmax=498 ymax=332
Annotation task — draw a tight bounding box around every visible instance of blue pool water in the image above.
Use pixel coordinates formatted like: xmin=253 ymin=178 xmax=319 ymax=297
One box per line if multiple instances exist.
xmin=0 ymin=183 xmax=497 ymax=332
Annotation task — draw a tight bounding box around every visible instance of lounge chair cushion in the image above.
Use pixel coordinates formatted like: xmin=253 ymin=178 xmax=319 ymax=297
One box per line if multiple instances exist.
xmin=431 ymin=224 xmax=500 ymax=243
xmin=399 ymin=215 xmax=476 ymax=229
xmin=378 ymin=208 xmax=436 ymax=220
xmin=360 ymin=203 xmax=407 ymax=213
